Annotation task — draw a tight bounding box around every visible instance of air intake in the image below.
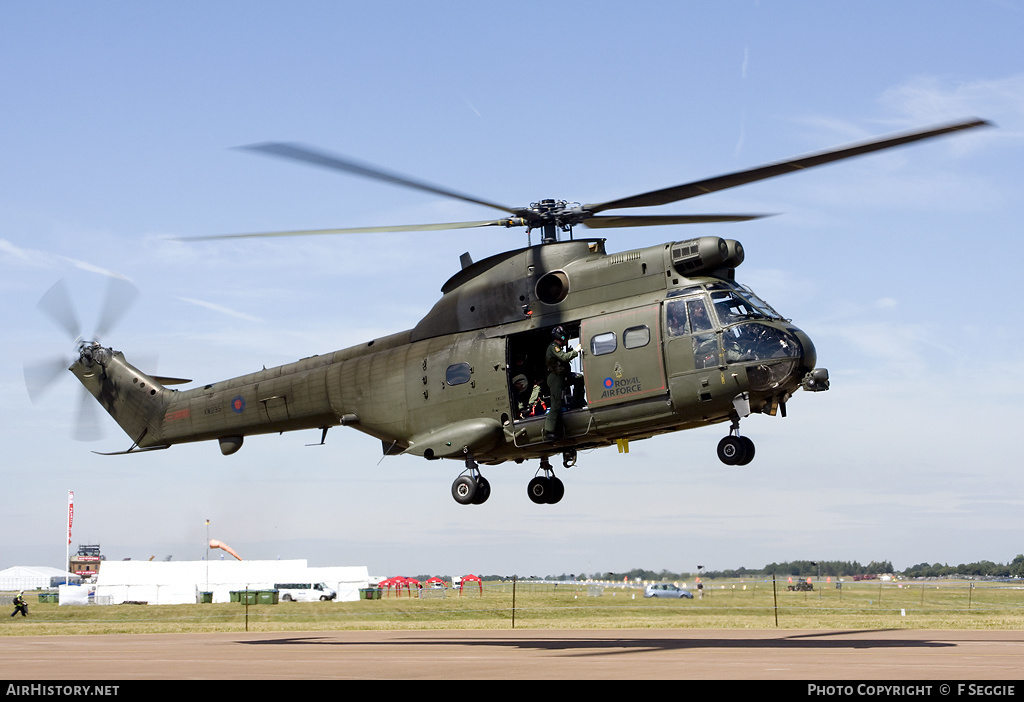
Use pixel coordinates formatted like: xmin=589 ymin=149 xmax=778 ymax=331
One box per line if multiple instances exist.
xmin=670 ymin=237 xmax=729 ymax=274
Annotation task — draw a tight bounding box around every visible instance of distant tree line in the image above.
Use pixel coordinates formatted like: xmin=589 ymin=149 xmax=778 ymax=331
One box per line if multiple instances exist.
xmin=524 ymin=554 xmax=1024 ymax=582
xmin=416 ymin=555 xmax=1024 ymax=584
xmin=901 ymin=555 xmax=1024 ymax=579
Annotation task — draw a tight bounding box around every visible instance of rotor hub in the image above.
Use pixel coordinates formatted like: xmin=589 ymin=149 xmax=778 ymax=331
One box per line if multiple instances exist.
xmin=525 ymin=199 xmax=584 ymax=243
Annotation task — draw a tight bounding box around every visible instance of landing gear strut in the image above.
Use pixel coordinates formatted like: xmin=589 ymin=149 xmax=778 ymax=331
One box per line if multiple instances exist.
xmin=717 ymin=419 xmax=755 ymax=466
xmin=451 ymin=456 xmax=491 ymax=505
xmin=527 ymin=456 xmax=565 ymax=504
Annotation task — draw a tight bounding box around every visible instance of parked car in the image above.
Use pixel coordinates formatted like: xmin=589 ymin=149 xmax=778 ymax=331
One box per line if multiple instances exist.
xmin=643 ymin=583 xmax=693 ymax=599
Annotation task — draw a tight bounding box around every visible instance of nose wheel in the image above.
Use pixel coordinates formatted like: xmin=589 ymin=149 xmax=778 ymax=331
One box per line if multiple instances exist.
xmin=451 ymin=457 xmax=491 ymax=505
xmin=717 ymin=420 xmax=755 ymax=466
xmin=527 ymin=456 xmax=565 ymax=504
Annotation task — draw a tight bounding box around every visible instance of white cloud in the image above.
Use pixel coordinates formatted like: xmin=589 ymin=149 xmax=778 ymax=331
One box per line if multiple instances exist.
xmin=176 ymin=297 xmax=264 ymax=323
xmin=879 ymin=74 xmax=1024 ymax=133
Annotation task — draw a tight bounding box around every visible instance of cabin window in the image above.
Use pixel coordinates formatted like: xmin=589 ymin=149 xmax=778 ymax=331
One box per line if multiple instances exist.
xmin=590 ymin=332 xmax=617 ymax=356
xmin=445 ymin=362 xmax=472 ymax=385
xmin=623 ymin=325 xmax=650 ymax=349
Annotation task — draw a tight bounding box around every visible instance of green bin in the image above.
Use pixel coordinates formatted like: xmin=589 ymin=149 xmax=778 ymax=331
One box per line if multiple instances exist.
xmin=238 ymin=591 xmax=258 ymax=605
xmin=229 ymin=591 xmax=241 ymax=603
xmin=360 ymin=587 xmax=382 ymax=600
xmin=258 ymin=590 xmax=279 ymax=605
xmin=199 ymin=591 xmax=213 ymax=604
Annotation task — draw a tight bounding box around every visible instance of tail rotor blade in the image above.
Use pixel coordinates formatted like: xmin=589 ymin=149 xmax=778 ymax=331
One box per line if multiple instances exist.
xmin=73 ymin=386 xmax=104 ymax=442
xmin=94 ymin=277 xmax=139 ymax=340
xmin=37 ymin=280 xmax=81 ymax=341
xmin=24 ymin=356 xmax=72 ymax=404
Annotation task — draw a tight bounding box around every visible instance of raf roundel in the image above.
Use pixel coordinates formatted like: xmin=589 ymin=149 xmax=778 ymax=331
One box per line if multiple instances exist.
xmin=603 ymin=378 xmax=614 ymax=389
xmin=231 ymin=396 xmax=246 ymax=414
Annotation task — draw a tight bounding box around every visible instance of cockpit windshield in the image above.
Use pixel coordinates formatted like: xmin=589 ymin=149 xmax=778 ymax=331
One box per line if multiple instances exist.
xmin=706 ymin=282 xmax=784 ymax=325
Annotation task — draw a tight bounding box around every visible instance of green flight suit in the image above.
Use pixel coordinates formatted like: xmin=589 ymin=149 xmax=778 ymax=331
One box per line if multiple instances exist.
xmin=544 ymin=340 xmax=578 ymax=436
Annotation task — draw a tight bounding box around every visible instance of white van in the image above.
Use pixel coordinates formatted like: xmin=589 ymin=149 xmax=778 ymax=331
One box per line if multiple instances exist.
xmin=274 ymin=582 xmax=336 ymax=602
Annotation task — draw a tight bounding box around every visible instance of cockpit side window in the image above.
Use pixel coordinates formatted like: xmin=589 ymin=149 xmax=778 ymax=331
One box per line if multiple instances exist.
xmin=665 ymin=299 xmax=689 ymax=337
xmin=711 ymin=291 xmax=742 ymax=325
xmin=687 ymin=298 xmax=713 ymax=333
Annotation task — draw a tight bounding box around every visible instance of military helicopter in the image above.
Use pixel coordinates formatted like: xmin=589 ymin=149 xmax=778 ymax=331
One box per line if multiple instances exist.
xmin=29 ymin=118 xmax=989 ymax=506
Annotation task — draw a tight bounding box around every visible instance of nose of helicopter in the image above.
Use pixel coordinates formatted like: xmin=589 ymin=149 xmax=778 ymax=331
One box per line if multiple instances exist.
xmin=790 ymin=326 xmax=817 ymax=371
xmin=789 ymin=326 xmax=830 ymax=392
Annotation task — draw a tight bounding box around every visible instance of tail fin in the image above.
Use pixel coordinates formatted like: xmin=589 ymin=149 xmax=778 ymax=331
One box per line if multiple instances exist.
xmin=69 ymin=343 xmax=173 ymax=449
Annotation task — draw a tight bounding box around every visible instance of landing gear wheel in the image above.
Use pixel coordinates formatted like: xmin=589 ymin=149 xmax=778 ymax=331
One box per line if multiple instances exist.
xmin=717 ymin=435 xmax=755 ymax=465
xmin=717 ymin=436 xmax=747 ymax=466
xmin=452 ymin=475 xmax=478 ymax=505
xmin=548 ymin=477 xmax=565 ymax=504
xmin=472 ymin=476 xmax=491 ymax=505
xmin=737 ymin=436 xmax=755 ymax=466
xmin=527 ymin=476 xmax=551 ymax=504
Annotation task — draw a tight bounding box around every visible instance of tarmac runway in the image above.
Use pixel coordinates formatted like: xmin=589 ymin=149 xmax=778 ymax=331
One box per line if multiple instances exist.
xmin=2 ymin=628 xmax=1023 ymax=680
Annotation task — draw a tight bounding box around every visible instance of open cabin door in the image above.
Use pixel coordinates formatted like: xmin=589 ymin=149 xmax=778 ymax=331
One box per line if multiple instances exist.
xmin=581 ymin=304 xmax=667 ymax=407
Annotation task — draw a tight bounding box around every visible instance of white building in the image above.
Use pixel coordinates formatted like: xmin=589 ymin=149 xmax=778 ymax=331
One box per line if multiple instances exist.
xmin=94 ymin=559 xmax=369 ymax=605
xmin=0 ymin=565 xmax=77 ymax=591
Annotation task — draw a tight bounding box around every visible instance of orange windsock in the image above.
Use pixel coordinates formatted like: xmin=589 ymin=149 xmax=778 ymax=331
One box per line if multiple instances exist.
xmin=209 ymin=539 xmax=242 ymax=561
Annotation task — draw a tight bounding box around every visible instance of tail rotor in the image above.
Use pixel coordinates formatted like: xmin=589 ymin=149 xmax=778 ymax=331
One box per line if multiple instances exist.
xmin=24 ymin=277 xmax=139 ymax=440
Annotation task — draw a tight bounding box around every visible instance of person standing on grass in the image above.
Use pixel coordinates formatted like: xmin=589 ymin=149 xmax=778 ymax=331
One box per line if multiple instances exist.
xmin=10 ymin=591 xmax=27 ymax=617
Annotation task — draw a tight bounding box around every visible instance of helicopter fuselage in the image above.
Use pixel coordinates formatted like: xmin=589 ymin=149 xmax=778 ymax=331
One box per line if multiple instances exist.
xmin=52 ymin=118 xmax=990 ymax=504
xmin=70 ymin=237 xmax=825 ymax=467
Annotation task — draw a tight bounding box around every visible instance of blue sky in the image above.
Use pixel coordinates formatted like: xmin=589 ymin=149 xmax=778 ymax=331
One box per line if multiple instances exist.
xmin=2 ymin=1 xmax=1022 ymax=579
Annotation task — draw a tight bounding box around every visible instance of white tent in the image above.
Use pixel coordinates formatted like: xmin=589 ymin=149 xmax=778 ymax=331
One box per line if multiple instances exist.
xmin=58 ymin=584 xmax=91 ymax=605
xmin=308 ymin=566 xmax=372 ymax=602
xmin=94 ymin=559 xmax=370 ymax=605
xmin=0 ymin=566 xmax=76 ymax=591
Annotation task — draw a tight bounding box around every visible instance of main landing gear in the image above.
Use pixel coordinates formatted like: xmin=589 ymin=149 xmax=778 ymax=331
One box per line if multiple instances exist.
xmin=451 ymin=457 xmax=491 ymax=505
xmin=528 ymin=457 xmax=564 ymax=504
xmin=717 ymin=419 xmax=755 ymax=466
xmin=451 ymin=452 xmax=575 ymax=505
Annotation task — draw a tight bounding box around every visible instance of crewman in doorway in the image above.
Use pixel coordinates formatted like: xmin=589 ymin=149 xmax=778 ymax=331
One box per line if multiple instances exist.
xmin=544 ymin=326 xmax=580 ymax=440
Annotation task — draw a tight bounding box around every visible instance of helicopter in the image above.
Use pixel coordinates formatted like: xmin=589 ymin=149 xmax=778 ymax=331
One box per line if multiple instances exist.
xmin=28 ymin=118 xmax=989 ymax=506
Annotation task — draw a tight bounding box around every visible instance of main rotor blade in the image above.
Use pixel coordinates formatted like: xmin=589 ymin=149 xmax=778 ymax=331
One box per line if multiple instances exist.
xmin=241 ymin=143 xmax=526 ymax=217
xmin=37 ymin=280 xmax=81 ymax=341
xmin=584 ymin=118 xmax=991 ymax=214
xmin=182 ymin=219 xmax=521 ymax=241
xmin=583 ymin=214 xmax=770 ymax=229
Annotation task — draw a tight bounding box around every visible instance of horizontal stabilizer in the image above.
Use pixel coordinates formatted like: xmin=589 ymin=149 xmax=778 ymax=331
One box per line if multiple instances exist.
xmin=150 ymin=376 xmax=192 ymax=386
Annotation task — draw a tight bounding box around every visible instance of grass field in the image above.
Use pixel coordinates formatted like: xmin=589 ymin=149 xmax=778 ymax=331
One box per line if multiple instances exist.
xmin=3 ymin=579 xmax=1022 ymax=636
